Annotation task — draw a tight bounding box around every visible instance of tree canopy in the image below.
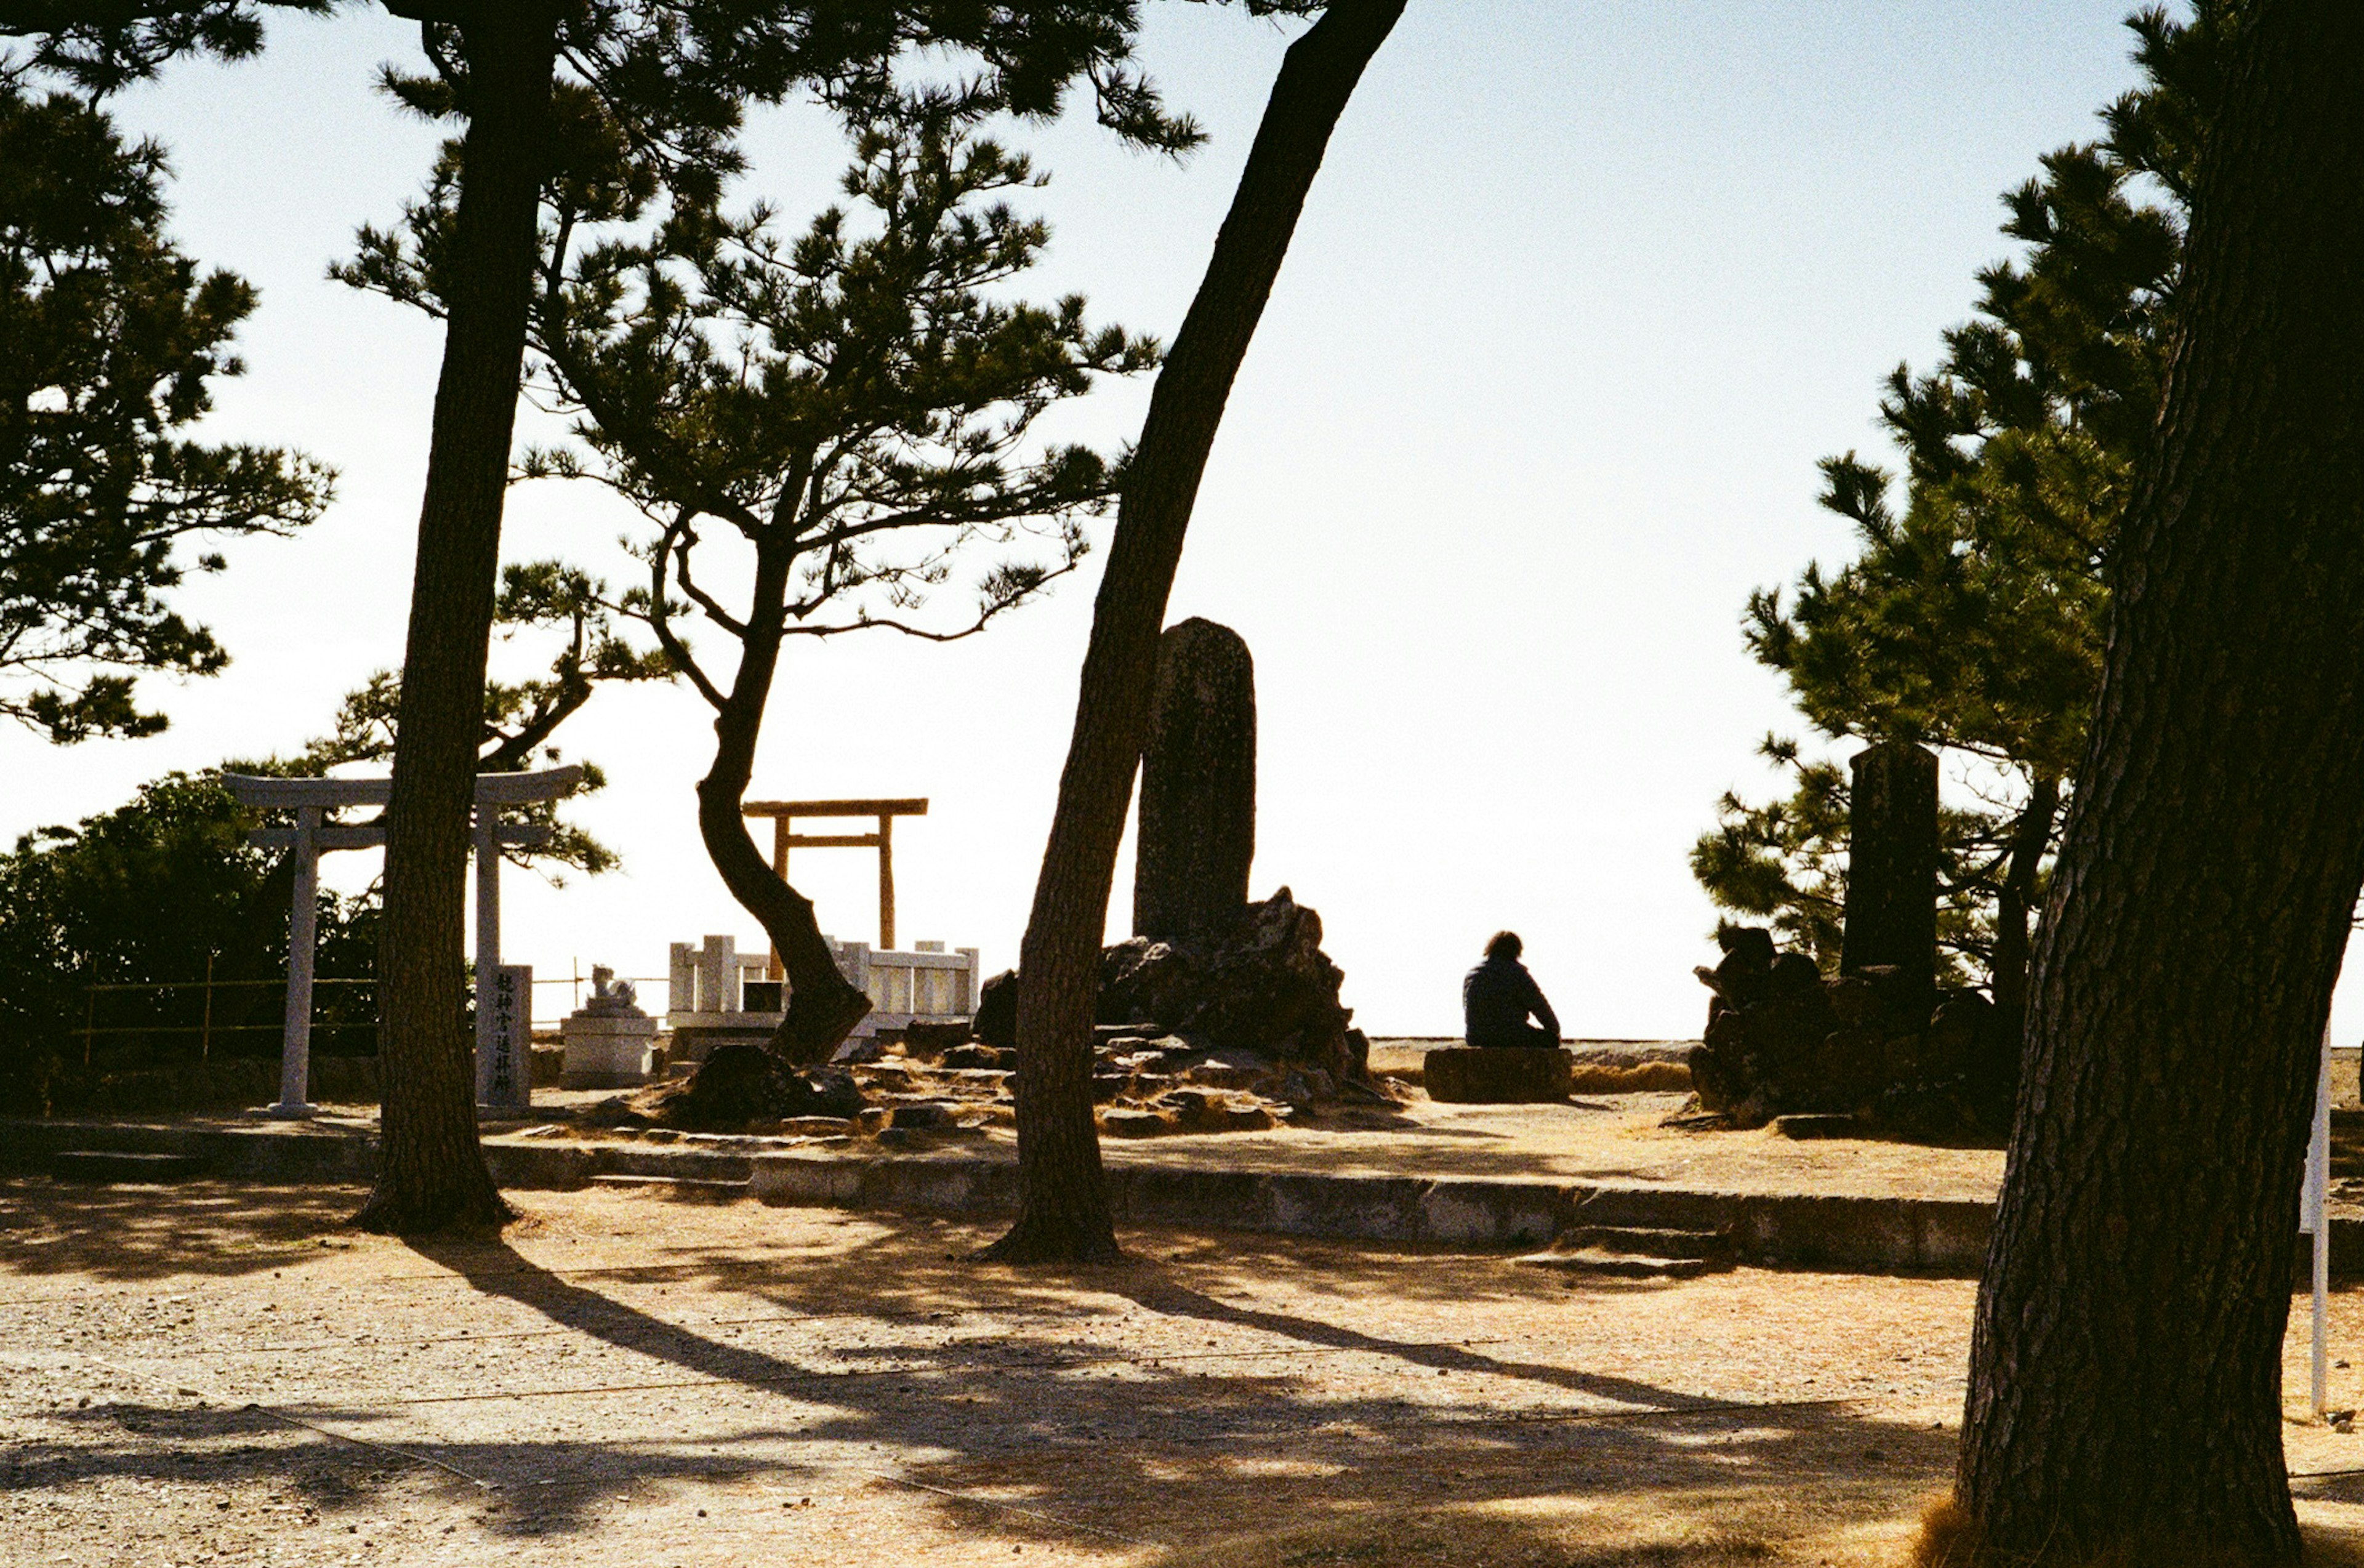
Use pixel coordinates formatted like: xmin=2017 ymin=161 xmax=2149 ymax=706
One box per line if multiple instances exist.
xmin=0 ymin=80 xmax=331 ymax=741
xmin=1692 ymin=3 xmax=2222 ymax=999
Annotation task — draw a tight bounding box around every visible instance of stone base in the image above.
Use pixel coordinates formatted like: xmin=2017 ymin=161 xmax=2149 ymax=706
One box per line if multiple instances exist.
xmin=561 ymin=1015 xmax=659 ymax=1090
xmin=1422 ymin=1047 xmax=1572 ymax=1104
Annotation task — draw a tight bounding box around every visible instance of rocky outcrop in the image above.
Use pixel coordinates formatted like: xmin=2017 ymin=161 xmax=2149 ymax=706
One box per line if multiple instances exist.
xmin=593 ymin=1045 xmax=867 ymax=1132
xmin=1097 ymin=887 xmax=1364 ymax=1081
xmin=1688 ymin=925 xmax=1998 ymax=1138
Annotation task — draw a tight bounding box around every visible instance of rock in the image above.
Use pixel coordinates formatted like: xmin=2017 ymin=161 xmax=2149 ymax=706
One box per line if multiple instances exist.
xmin=770 ymin=1116 xmax=858 ymax=1138
xmin=1100 ymin=1107 xmax=1172 ymax=1138
xmin=972 ymin=969 xmax=1018 ymax=1049
xmin=1766 ymin=951 xmax=1825 ymax=1000
xmin=1098 ymin=887 xmax=1357 ymax=1078
xmin=1134 ymin=619 xmax=1256 ymax=947
xmin=941 ymin=1043 xmax=1008 ymax=1071
xmin=886 ymin=1101 xmax=963 ymax=1132
xmin=648 ymin=1045 xmax=869 ymax=1131
xmin=1164 ymin=1087 xmax=1276 ymax=1133
xmin=1681 ymin=925 xmax=1997 ymax=1141
xmin=1924 ymin=990 xmax=1993 ymax=1080
xmin=976 ymin=886 xmax=1364 ymax=1092
xmin=1422 ymin=1047 xmax=1572 ymax=1104
xmin=903 ymin=1019 xmax=971 ymax=1057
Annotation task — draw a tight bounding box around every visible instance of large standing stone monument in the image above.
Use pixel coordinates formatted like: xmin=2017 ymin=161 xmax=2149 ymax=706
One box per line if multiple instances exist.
xmin=1134 ymin=618 xmax=1256 ymax=947
xmin=1841 ymin=739 xmax=1939 ymax=983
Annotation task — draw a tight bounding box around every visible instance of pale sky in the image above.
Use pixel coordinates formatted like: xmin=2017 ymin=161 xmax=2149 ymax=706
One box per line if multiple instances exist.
xmin=20 ymin=1 xmax=2315 ymax=1042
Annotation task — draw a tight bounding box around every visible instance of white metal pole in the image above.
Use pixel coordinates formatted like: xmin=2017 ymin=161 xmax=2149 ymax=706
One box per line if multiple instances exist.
xmin=473 ymin=806 xmax=499 ymax=1107
xmin=271 ymin=805 xmax=321 ymax=1118
xmin=2313 ymin=1028 xmax=2333 ymax=1417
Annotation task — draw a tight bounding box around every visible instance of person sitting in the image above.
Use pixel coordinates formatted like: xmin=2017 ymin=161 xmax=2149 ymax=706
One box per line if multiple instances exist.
xmin=1463 ymin=930 xmax=1562 ymax=1049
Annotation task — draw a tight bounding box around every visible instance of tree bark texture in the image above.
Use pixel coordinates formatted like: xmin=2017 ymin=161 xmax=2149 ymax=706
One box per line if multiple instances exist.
xmin=359 ymin=12 xmax=557 ymax=1234
xmin=694 ymin=542 xmax=872 ymax=1066
xmin=1956 ymin=5 xmax=2364 ymax=1561
xmin=986 ymin=0 xmax=1406 ymax=1264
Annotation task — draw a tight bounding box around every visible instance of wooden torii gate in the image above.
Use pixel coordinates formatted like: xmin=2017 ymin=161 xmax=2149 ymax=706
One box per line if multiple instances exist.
xmin=741 ymin=798 xmax=927 ymax=977
xmin=225 ymin=766 xmax=581 ymax=1117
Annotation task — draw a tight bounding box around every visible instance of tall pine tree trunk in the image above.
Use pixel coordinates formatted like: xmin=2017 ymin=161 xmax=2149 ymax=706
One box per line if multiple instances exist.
xmin=358 ymin=12 xmax=557 ymax=1235
xmin=984 ymin=0 xmax=1407 ymax=1264
xmin=1953 ymin=3 xmax=2364 ymax=1559
xmin=691 ymin=541 xmax=872 ymax=1066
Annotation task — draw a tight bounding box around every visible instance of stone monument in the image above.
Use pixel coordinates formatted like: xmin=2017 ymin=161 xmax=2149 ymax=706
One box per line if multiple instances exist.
xmin=1841 ymin=739 xmax=1939 ymax=985
xmin=561 ymin=966 xmax=659 ymax=1089
xmin=1133 ymin=617 xmax=1256 ymax=947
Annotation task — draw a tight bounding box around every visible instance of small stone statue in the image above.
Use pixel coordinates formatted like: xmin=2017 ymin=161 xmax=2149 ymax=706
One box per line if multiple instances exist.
xmin=581 ymin=965 xmax=642 ymax=1016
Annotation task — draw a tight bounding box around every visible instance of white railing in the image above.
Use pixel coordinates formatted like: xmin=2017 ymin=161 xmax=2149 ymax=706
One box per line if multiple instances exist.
xmin=666 ymin=933 xmax=978 ymax=1036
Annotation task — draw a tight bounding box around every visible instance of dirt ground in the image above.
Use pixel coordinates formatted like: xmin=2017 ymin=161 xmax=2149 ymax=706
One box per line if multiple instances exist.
xmin=6 ymin=1179 xmax=2364 ymax=1568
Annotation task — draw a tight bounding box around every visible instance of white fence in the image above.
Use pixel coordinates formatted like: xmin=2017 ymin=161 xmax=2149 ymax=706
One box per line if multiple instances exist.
xmin=666 ymin=933 xmax=979 ymax=1037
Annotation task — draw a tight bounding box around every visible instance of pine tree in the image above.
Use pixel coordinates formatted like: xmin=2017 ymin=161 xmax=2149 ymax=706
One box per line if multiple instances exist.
xmin=989 ymin=0 xmax=1406 ymax=1264
xmin=5 ymin=0 xmax=1205 ymax=1231
xmin=1951 ymin=0 xmax=2364 ymax=1556
xmin=0 ymin=79 xmax=331 ymax=741
xmin=1695 ymin=5 xmax=2222 ymax=1059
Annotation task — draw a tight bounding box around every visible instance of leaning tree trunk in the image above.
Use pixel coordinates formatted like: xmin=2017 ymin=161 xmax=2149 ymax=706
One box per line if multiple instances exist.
xmin=359 ymin=13 xmax=558 ymax=1234
xmin=985 ymin=0 xmax=1407 ymax=1264
xmin=692 ymin=544 xmax=871 ymax=1066
xmin=1952 ymin=4 xmax=2364 ymax=1561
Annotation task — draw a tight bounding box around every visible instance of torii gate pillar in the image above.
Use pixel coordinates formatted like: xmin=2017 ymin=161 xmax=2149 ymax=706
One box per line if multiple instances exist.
xmin=226 ymin=766 xmax=581 ymax=1119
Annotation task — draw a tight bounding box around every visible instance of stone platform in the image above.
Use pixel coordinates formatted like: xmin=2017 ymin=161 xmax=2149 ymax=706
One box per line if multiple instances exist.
xmin=12 ymin=1090 xmax=2364 ymax=1279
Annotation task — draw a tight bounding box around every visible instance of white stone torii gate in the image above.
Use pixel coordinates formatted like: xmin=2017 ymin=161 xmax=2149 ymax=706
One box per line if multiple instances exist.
xmin=224 ymin=766 xmax=582 ymax=1118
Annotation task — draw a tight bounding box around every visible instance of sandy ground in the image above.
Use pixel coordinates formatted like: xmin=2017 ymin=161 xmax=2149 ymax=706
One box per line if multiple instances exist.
xmin=6 ymin=1179 xmax=2364 ymax=1567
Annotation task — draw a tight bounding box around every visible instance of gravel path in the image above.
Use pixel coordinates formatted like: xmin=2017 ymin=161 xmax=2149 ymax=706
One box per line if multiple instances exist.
xmin=6 ymin=1178 xmax=2364 ymax=1566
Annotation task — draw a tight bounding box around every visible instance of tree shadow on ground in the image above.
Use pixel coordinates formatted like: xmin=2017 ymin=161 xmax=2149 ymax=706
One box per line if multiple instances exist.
xmin=1 ymin=1181 xmax=1972 ymax=1561
xmin=0 ymin=1177 xmax=363 ymax=1284
xmin=369 ymin=1217 xmax=1965 ymax=1554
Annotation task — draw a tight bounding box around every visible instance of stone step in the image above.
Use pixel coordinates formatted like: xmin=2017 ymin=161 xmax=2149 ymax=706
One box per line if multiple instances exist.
xmin=587 ymin=1173 xmax=749 ymax=1200
xmin=1559 ymin=1224 xmax=1735 ymax=1261
xmin=1513 ymin=1245 xmax=1726 ymax=1281
xmin=51 ymin=1149 xmax=207 ymax=1184
xmin=1515 ymin=1223 xmax=1737 ymax=1279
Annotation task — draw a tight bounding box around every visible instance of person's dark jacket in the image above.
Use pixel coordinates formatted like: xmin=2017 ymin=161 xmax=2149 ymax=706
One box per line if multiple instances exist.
xmin=1463 ymin=955 xmax=1561 ymax=1049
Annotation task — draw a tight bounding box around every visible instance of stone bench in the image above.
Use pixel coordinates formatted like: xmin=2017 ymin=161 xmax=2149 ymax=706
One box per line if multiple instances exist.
xmin=1422 ymin=1047 xmax=1573 ymax=1104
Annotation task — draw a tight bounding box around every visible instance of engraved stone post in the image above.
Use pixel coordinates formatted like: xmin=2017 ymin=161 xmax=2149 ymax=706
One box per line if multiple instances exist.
xmin=1841 ymin=739 xmax=1940 ymax=981
xmin=1133 ymin=618 xmax=1256 ymax=947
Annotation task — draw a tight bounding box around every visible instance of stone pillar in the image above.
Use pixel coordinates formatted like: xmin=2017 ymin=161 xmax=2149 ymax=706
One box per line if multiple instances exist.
xmin=1841 ymin=740 xmax=1940 ymax=980
xmin=1133 ymin=618 xmax=1256 ymax=947
xmin=699 ymin=934 xmax=738 ymax=1014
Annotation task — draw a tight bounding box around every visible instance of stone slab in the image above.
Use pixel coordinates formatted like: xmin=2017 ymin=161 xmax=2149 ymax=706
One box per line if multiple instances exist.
xmin=1423 ymin=1047 xmax=1573 ymax=1104
xmin=50 ymin=1149 xmax=208 ymax=1183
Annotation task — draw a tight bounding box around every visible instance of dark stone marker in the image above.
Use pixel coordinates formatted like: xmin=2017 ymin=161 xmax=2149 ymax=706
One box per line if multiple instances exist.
xmin=1841 ymin=740 xmax=1940 ymax=981
xmin=1133 ymin=618 xmax=1256 ymax=946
